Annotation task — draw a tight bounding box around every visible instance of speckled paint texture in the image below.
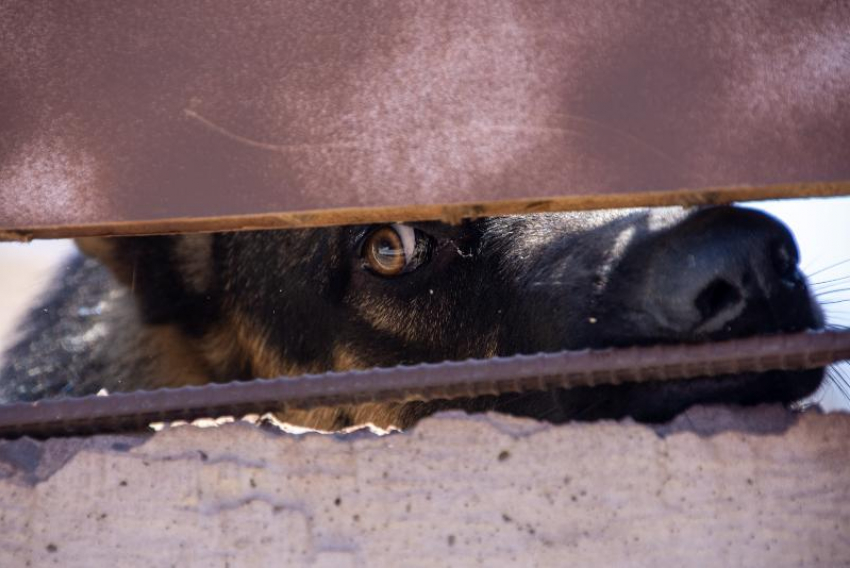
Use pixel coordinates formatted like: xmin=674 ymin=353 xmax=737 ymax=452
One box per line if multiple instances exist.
xmin=1 ymin=1 xmax=849 ymax=231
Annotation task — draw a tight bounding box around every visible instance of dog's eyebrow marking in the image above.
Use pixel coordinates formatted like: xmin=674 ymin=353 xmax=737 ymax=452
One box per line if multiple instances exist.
xmin=183 ymin=108 xmax=362 ymax=152
xmin=596 ymin=225 xmax=637 ymax=291
xmin=174 ymin=234 xmax=214 ymax=294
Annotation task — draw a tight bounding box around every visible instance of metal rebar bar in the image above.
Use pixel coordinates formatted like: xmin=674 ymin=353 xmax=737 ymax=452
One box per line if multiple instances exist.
xmin=0 ymin=330 xmax=848 ymax=438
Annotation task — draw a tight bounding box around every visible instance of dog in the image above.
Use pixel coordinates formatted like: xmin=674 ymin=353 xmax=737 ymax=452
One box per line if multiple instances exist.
xmin=0 ymin=206 xmax=825 ymax=430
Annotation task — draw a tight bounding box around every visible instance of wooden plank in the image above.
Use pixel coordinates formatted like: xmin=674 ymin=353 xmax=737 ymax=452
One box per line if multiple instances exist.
xmin=0 ymin=407 xmax=847 ymax=566
xmin=2 ymin=1 xmax=849 ymax=237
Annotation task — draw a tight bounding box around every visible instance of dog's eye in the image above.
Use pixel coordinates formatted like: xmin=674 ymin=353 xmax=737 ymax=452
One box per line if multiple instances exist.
xmin=362 ymin=224 xmax=427 ymax=276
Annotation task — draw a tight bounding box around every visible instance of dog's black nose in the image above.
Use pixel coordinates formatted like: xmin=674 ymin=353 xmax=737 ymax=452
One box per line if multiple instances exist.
xmin=637 ymin=207 xmax=809 ymax=336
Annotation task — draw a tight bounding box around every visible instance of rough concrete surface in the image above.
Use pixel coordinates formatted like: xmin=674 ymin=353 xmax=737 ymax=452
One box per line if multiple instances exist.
xmin=0 ymin=406 xmax=848 ymax=567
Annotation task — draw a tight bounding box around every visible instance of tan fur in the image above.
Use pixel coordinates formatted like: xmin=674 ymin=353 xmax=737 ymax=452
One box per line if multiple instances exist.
xmin=200 ymin=310 xmax=318 ymax=380
xmin=332 ymin=344 xmax=368 ymax=372
xmin=274 ymin=402 xmax=407 ymax=432
xmin=75 ymin=237 xmax=133 ymax=285
xmin=173 ymin=234 xmax=214 ymax=293
xmin=347 ymin=402 xmax=408 ymax=429
xmin=199 ymin=320 xmax=253 ymax=380
xmin=267 ymin=344 xmax=409 ymax=430
xmin=354 ymin=295 xmax=451 ymax=346
xmin=140 ymin=326 xmax=211 ymax=389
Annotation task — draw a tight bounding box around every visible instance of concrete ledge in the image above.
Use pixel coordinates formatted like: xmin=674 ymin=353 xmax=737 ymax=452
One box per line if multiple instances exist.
xmin=0 ymin=406 xmax=848 ymax=567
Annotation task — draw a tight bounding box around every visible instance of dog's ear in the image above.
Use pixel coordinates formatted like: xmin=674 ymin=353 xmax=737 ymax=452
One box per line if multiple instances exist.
xmin=75 ymin=235 xmax=217 ymax=328
xmin=75 ymin=236 xmax=136 ymax=286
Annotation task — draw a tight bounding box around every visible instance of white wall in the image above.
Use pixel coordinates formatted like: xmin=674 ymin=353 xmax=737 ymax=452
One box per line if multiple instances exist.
xmin=748 ymin=198 xmax=850 ymax=411
xmin=0 ymin=239 xmax=76 ymax=352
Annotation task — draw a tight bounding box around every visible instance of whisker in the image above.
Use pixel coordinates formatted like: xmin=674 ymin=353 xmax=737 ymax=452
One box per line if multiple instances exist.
xmin=532 ymin=403 xmax=568 ymax=422
xmin=834 ymin=365 xmax=850 ymax=394
xmin=573 ymin=396 xmax=609 ymax=420
xmin=492 ymin=389 xmax=543 ymax=411
xmin=807 ymin=257 xmax=850 ymax=278
xmin=827 ymin=365 xmax=850 ymax=403
xmin=815 ymin=287 xmax=850 ymax=297
xmin=811 ymin=274 xmax=850 ymax=287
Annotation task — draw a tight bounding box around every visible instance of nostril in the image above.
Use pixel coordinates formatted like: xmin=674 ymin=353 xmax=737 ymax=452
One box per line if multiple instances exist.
xmin=694 ymin=279 xmax=741 ymax=322
xmin=770 ymin=239 xmax=799 ymax=280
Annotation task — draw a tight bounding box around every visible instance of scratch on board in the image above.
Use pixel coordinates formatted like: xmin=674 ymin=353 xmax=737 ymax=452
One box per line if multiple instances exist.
xmin=183 ymin=108 xmax=362 ymax=153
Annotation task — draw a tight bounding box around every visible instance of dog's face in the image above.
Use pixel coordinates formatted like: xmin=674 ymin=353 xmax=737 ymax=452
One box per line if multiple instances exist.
xmin=80 ymin=205 xmax=825 ymax=426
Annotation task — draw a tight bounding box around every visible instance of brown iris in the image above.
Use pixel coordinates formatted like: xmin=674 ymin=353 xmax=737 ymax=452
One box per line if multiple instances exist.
xmin=364 ymin=226 xmax=409 ymax=276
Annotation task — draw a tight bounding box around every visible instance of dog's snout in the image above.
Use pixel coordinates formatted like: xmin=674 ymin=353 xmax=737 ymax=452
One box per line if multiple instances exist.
xmin=638 ymin=207 xmax=805 ymax=335
xmin=693 ymin=278 xmax=741 ymax=324
xmin=770 ymin=238 xmax=803 ymax=287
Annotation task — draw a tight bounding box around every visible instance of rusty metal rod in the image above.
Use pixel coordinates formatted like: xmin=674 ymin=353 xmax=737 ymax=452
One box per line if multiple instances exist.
xmin=0 ymin=330 xmax=848 ymax=438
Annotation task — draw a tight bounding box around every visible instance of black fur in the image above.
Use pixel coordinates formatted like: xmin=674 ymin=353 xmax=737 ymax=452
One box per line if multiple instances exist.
xmin=0 ymin=206 xmax=826 ymax=427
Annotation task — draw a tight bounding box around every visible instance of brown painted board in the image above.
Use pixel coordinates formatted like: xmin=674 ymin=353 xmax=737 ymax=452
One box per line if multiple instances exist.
xmin=0 ymin=408 xmax=848 ymax=566
xmin=2 ymin=1 xmax=850 ymax=238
